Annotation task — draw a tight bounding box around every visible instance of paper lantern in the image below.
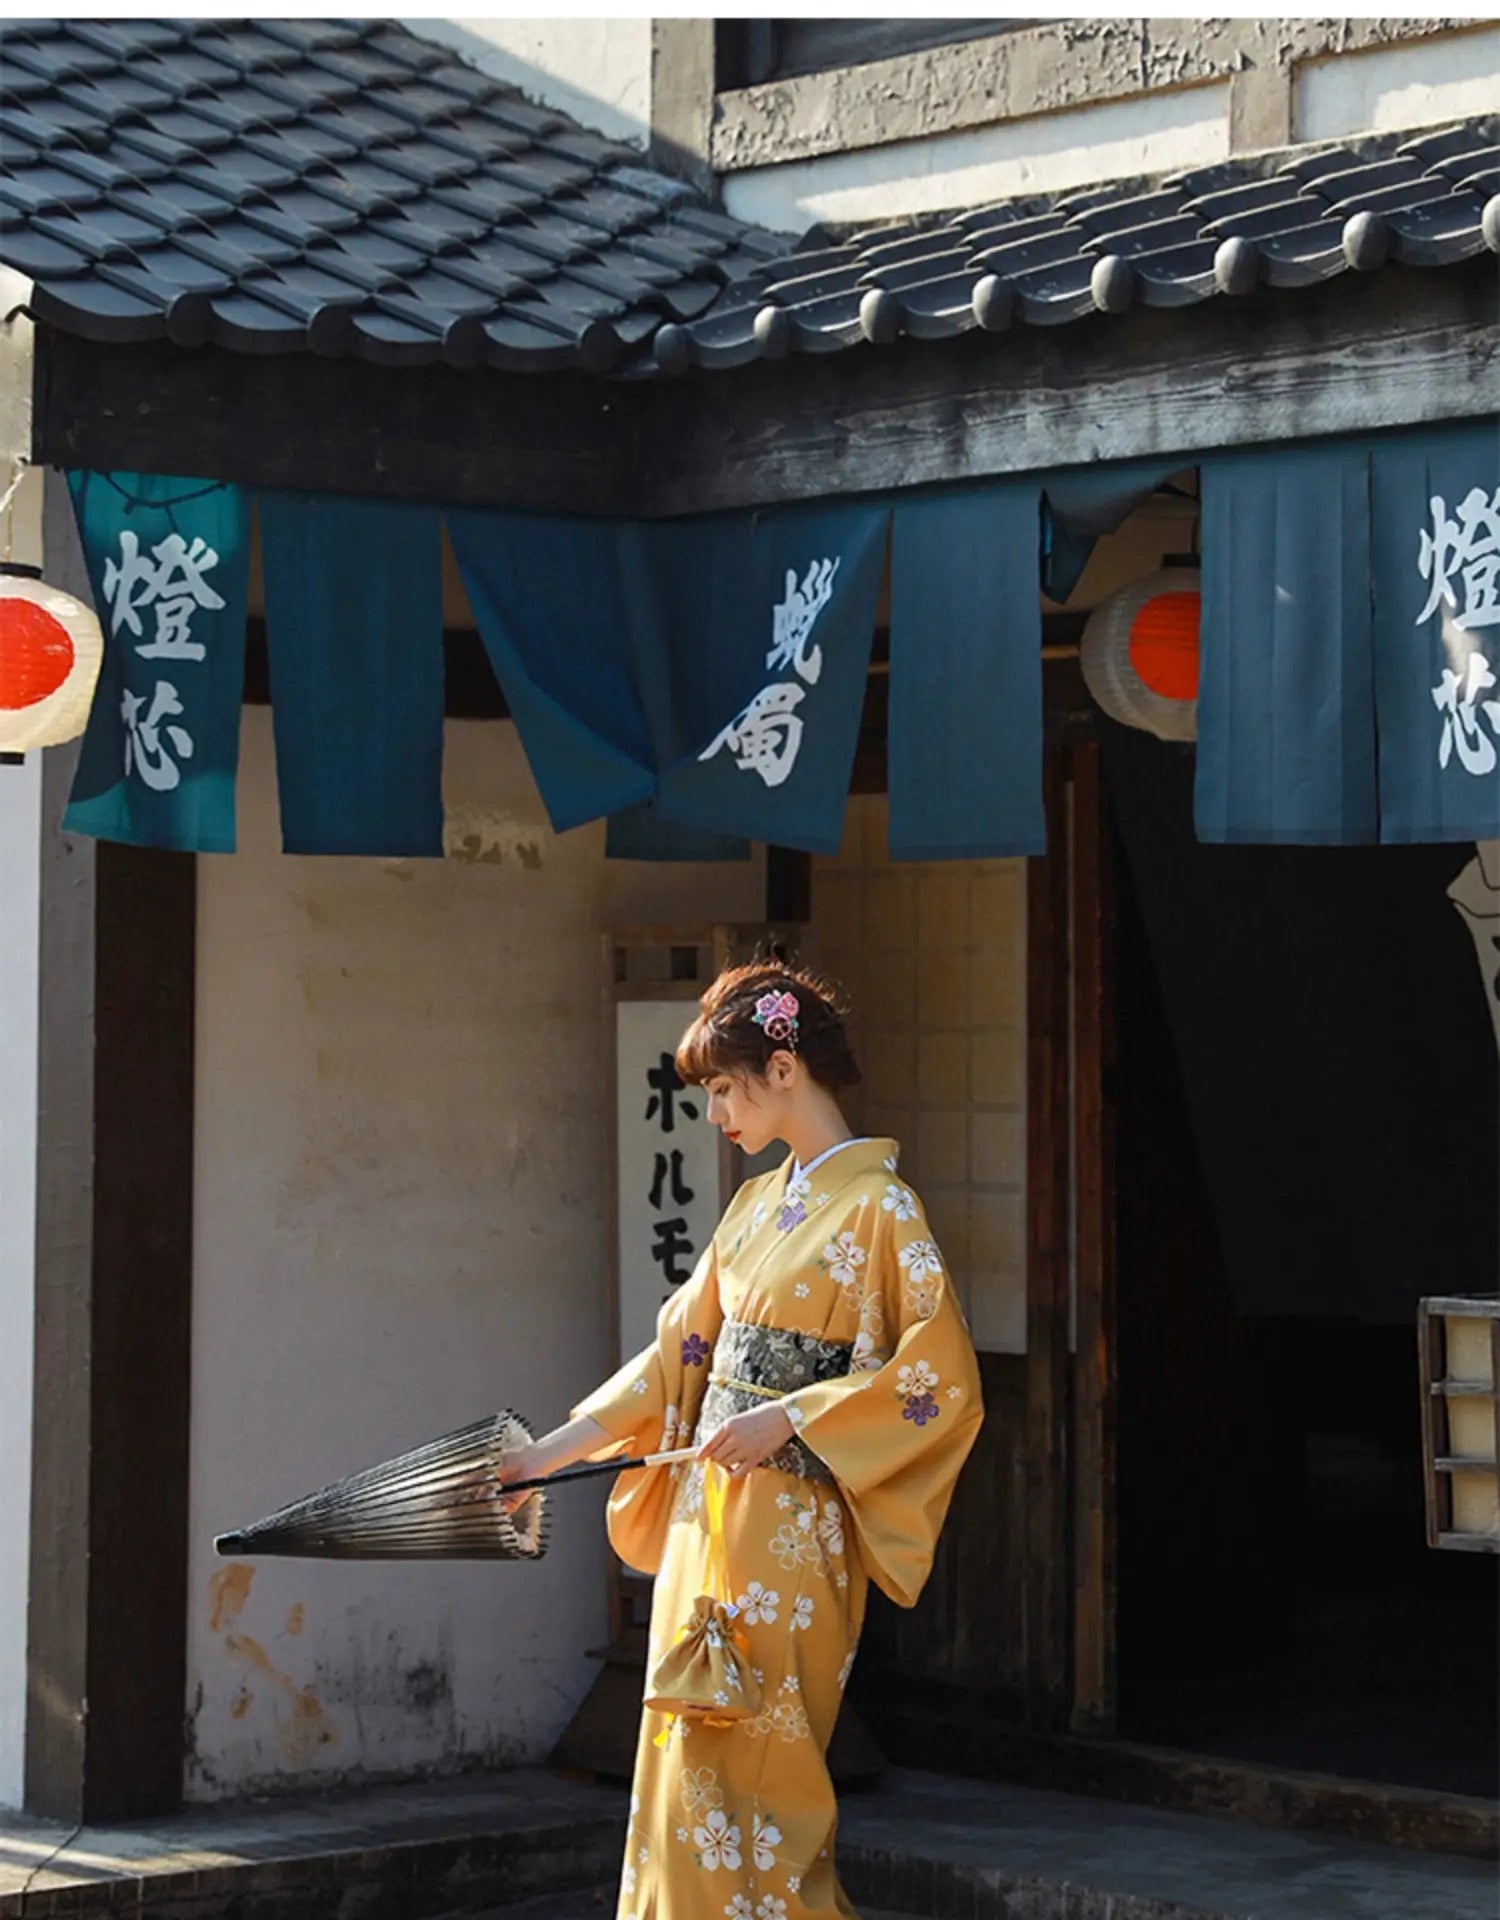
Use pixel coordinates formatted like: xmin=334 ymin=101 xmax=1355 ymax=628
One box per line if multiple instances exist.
xmin=0 ymin=565 xmax=104 ymax=753
xmin=1080 ymin=566 xmax=1200 ymax=742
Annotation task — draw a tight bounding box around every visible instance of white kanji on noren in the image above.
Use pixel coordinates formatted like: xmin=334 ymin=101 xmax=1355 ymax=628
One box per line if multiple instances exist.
xmin=103 ymin=529 xmax=226 ymax=659
xmin=121 ymin=680 xmax=195 ymax=792
xmin=700 ymin=554 xmax=840 ymax=789
xmin=765 ymin=557 xmax=840 ymax=686
xmin=1432 ymin=649 xmax=1500 ymax=777
xmin=1417 ymin=486 xmax=1500 ymax=633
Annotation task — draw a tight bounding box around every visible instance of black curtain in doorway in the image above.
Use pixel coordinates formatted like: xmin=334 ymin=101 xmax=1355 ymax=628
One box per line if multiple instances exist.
xmin=1100 ymin=719 xmax=1499 ymax=1326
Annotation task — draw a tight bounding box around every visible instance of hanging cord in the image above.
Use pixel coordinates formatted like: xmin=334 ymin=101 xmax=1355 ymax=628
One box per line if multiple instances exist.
xmin=0 ymin=460 xmax=26 ymax=562
xmin=98 ymin=471 xmax=224 ymax=539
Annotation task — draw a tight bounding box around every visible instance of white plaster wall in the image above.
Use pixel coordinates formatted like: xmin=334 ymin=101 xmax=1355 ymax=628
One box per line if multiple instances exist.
xmin=409 ymin=18 xmax=651 ymax=148
xmin=1296 ymin=25 xmax=1500 ymax=142
xmin=0 ymin=753 xmax=39 ymax=1810
xmin=722 ymin=83 xmax=1230 ymax=232
xmin=188 ymin=710 xmax=762 ymax=1798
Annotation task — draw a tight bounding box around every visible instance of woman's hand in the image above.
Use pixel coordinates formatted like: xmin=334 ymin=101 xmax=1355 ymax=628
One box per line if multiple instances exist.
xmin=696 ymin=1403 xmax=794 ymax=1475
xmin=493 ymin=1445 xmax=542 ymax=1515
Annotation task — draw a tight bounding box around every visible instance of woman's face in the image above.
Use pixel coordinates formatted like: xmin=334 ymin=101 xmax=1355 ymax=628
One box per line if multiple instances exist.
xmin=703 ymin=1062 xmax=792 ymax=1158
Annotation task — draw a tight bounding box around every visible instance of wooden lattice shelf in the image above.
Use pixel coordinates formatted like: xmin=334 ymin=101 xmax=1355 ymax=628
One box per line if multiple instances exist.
xmin=1419 ymin=1296 xmax=1500 ymax=1553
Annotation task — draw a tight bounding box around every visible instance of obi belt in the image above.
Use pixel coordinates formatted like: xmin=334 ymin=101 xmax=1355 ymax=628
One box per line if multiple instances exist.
xmin=696 ymin=1320 xmax=852 ymax=1485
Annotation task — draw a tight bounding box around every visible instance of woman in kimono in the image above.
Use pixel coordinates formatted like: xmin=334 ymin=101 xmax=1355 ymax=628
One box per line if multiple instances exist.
xmin=501 ymin=963 xmax=983 ymax=1920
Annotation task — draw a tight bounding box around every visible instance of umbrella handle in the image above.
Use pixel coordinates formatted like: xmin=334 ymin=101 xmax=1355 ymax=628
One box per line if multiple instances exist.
xmin=503 ymin=1444 xmax=700 ymax=1497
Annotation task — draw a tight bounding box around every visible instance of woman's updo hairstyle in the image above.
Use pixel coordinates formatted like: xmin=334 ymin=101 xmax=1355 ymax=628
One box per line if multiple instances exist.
xmin=675 ymin=960 xmax=861 ymax=1093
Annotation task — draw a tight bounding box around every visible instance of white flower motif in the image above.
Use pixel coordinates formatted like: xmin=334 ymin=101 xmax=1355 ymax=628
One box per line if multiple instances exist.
xmin=835 ymin=1570 xmax=848 ymax=1590
xmin=946 ymin=1384 xmax=962 ymax=1400
xmin=680 ymin=1767 xmax=724 ymax=1817
xmin=752 ymin=1813 xmax=782 ymax=1872
xmin=896 ymin=1359 xmax=939 ymax=1397
xmin=623 ymin=1865 xmax=638 ymax=1895
xmin=790 ymin=1595 xmax=814 ymax=1632
xmin=898 ymin=1238 xmax=944 ymax=1282
xmin=818 ymin=1500 xmax=845 ymax=1558
xmin=677 ymin=1826 xmax=690 ymax=1845
xmin=713 ymin=1689 xmax=729 ymax=1708
xmin=794 ymin=1280 xmax=810 ymax=1298
xmin=631 ymin=1377 xmax=649 ymax=1395
xmin=796 ymin=1504 xmax=815 ymax=1532
xmin=726 ymin=1899 xmax=755 ymax=1920
xmin=772 ymin=1703 xmax=810 ymax=1742
xmin=881 ymin=1183 xmax=918 ymax=1221
xmin=775 ymin=1491 xmax=793 ymax=1510
xmin=757 ymin=1898 xmax=788 ymax=1920
xmin=694 ymin=1809 xmax=742 ymax=1872
xmin=752 ymin=1666 xmax=765 ymax=1685
xmin=769 ymin=1523 xmax=823 ymax=1572
xmin=638 ymin=1844 xmax=649 ymax=1864
xmin=787 ymin=1875 xmax=803 ymax=1895
xmin=821 ymin=1230 xmax=867 ymax=1290
xmin=736 ymin=1581 xmax=780 ymax=1625
xmin=780 ymin=1674 xmax=800 ymax=1695
xmin=814 ymin=1191 xmax=830 ymax=1209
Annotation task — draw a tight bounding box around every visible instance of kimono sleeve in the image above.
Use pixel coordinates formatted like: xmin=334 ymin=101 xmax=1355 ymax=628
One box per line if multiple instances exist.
xmin=780 ymin=1192 xmax=983 ymax=1607
xmin=570 ymin=1240 xmax=723 ymax=1577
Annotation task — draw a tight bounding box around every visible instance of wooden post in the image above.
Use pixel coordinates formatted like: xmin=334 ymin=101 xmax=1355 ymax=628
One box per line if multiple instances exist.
xmin=1024 ymin=745 xmax=1072 ymax=1728
xmin=1069 ymin=737 xmax=1118 ymax=1735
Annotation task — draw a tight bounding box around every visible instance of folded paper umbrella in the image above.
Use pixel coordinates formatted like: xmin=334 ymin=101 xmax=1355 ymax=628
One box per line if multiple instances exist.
xmin=214 ymin=1410 xmax=699 ymax=1563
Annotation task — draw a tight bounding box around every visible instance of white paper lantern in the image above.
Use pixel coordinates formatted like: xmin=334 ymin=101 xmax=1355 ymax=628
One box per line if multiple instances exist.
xmin=1080 ymin=566 xmax=1200 ymax=743
xmin=0 ymin=568 xmax=104 ymax=753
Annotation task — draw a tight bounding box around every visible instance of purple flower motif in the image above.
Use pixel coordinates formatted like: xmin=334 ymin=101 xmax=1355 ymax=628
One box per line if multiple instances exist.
xmin=776 ymin=1200 xmax=807 ymax=1234
xmin=682 ymin=1333 xmax=712 ymax=1368
xmin=902 ymin=1392 xmax=940 ymax=1428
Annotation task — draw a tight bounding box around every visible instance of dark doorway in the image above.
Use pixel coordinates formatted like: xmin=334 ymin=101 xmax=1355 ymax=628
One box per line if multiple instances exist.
xmin=1104 ymin=721 xmax=1499 ymax=1799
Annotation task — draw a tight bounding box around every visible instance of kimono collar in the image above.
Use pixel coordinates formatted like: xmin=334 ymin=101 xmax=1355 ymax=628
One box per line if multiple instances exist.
xmin=783 ymin=1137 xmax=900 ymax=1194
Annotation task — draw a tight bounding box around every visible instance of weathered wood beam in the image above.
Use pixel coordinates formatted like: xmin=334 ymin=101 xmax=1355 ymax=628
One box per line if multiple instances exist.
xmin=33 ymin=260 xmax=1499 ymax=517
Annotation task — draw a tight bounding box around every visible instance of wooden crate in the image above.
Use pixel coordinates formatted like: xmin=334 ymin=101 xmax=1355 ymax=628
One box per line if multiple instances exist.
xmin=1419 ymin=1296 xmax=1500 ymax=1552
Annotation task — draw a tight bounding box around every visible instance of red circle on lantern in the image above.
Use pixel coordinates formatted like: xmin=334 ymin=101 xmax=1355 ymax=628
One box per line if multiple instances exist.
xmin=0 ymin=598 xmax=76 ymax=710
xmin=1128 ymin=591 xmax=1200 ymax=701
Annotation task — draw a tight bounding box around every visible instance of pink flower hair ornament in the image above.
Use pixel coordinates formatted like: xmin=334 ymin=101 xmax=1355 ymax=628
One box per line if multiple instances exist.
xmin=752 ymin=990 xmax=800 ymax=1049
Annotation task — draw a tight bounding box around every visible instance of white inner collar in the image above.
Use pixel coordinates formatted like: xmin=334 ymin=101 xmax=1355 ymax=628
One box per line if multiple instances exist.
xmin=790 ymin=1136 xmax=872 ymax=1186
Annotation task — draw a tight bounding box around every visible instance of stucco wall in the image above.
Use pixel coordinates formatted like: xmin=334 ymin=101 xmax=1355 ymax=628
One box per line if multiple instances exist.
xmin=408 ymin=18 xmax=652 ymax=148
xmin=188 ymin=709 xmax=762 ymax=1799
xmin=723 ymin=84 xmax=1230 ymax=231
xmin=0 ymin=753 xmax=39 ymax=1810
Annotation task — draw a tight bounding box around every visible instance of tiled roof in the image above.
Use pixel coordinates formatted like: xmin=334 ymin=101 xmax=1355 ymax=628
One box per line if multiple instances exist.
xmin=0 ymin=17 xmax=1494 ymax=383
xmin=668 ymin=116 xmax=1500 ymax=373
xmin=0 ymin=16 xmax=785 ymax=372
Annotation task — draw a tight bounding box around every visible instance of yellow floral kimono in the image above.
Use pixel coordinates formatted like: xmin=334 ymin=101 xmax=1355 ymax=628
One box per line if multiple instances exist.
xmin=574 ymin=1137 xmax=983 ymax=1920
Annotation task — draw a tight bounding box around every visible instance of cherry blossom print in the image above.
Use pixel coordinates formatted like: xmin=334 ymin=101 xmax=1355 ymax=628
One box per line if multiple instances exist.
xmin=751 ymin=1813 xmax=782 ymax=1872
xmin=817 ymin=1500 xmax=846 ymax=1558
xmin=680 ymin=1767 xmax=724 ymax=1817
xmin=897 ymin=1359 xmax=939 ymax=1398
xmin=820 ymin=1230 xmax=867 ymax=1291
xmin=693 ymin=1809 xmax=742 ymax=1872
xmin=790 ymin=1595 xmax=814 ymax=1631
xmin=735 ymin=1581 xmax=780 ymax=1625
xmin=903 ymin=1392 xmax=940 ymax=1427
xmin=682 ymin=1332 xmax=712 ymax=1367
xmin=881 ymin=1183 xmax=918 ymax=1221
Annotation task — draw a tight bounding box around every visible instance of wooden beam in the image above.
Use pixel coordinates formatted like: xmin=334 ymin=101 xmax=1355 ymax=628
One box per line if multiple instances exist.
xmin=1068 ymin=736 xmax=1118 ymax=1737
xmin=26 ymin=480 xmax=195 ymax=1823
xmin=1024 ymin=743 xmax=1071 ymax=1729
xmin=33 ymin=261 xmax=1500 ymax=517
